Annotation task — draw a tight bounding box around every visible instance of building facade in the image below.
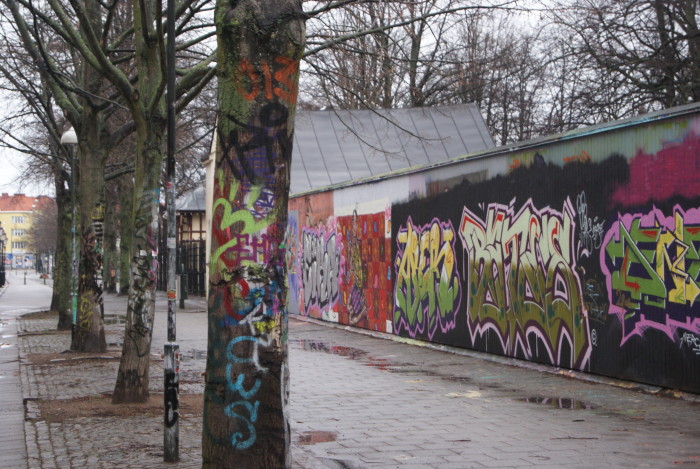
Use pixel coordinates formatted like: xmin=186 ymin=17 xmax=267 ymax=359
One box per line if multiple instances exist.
xmin=0 ymin=193 xmax=53 ymax=269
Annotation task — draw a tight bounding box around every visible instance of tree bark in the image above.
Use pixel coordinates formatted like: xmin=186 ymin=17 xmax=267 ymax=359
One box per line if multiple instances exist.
xmin=70 ymin=111 xmax=107 ymax=352
xmin=69 ymin=0 xmax=108 ymax=352
xmin=54 ymin=171 xmax=73 ymax=330
xmin=202 ymin=1 xmax=305 ymax=467
xmin=112 ymin=129 xmax=163 ymax=403
xmin=118 ymin=176 xmax=134 ymax=295
xmin=112 ymin=0 xmax=167 ymax=403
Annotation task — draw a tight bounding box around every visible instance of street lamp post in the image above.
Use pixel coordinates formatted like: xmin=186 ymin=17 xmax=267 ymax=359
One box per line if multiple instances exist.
xmin=9 ymin=223 xmax=13 ymax=271
xmin=61 ymin=127 xmax=79 ymax=341
xmin=163 ymin=0 xmax=179 ymax=460
xmin=0 ymin=227 xmax=6 ymax=287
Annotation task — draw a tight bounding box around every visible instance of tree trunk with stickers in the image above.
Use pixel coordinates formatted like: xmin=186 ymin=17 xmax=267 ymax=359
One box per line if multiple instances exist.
xmin=70 ymin=109 xmax=108 ymax=352
xmin=69 ymin=0 xmax=107 ymax=352
xmin=202 ymin=1 xmax=305 ymax=467
xmin=111 ymin=0 xmax=167 ymax=403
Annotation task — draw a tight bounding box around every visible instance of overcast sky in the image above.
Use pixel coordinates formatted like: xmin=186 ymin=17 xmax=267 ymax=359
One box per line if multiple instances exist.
xmin=0 ymin=148 xmax=47 ymax=197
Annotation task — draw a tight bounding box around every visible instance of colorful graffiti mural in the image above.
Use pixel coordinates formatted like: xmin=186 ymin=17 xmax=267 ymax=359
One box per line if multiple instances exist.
xmin=602 ymin=205 xmax=700 ymax=345
xmin=300 ymin=223 xmax=341 ymax=320
xmin=459 ymin=199 xmax=591 ymax=369
xmin=393 ymin=217 xmax=461 ymax=340
xmin=337 ymin=211 xmax=392 ymax=332
xmin=286 ymin=210 xmax=300 ymax=315
xmin=288 ymin=108 xmax=700 ymax=393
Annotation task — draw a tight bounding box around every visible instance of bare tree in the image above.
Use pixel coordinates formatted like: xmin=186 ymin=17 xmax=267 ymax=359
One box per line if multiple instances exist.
xmin=549 ymin=0 xmax=700 ymax=116
xmin=26 ymin=197 xmax=58 ymax=257
xmin=3 ymin=0 xmax=216 ymax=398
xmin=0 ymin=10 xmax=80 ymax=329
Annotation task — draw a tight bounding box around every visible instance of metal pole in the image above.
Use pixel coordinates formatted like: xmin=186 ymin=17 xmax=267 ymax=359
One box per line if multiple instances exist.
xmin=164 ymin=0 xmax=179 ymax=460
xmin=70 ymin=146 xmax=78 ymax=341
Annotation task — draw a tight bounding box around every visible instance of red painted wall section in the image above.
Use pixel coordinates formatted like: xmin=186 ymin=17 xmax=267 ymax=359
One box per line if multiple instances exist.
xmin=611 ymin=131 xmax=700 ymax=207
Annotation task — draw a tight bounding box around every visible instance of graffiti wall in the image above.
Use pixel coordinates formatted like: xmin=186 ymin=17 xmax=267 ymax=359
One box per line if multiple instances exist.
xmin=289 ymin=194 xmax=393 ymax=332
xmin=289 ymin=106 xmax=700 ymax=393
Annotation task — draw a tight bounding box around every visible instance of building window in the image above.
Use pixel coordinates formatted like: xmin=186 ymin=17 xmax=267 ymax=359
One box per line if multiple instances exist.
xmin=11 ymin=216 xmax=26 ymax=224
xmin=12 ymin=241 xmax=26 ymax=250
xmin=12 ymin=229 xmax=24 ymax=237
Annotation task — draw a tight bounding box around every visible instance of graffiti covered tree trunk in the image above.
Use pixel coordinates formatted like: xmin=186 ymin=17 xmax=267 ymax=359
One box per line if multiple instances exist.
xmin=68 ymin=0 xmax=107 ymax=351
xmin=54 ymin=172 xmax=73 ymax=330
xmin=71 ymin=113 xmax=108 ymax=352
xmin=202 ymin=1 xmax=305 ymax=466
xmin=118 ymin=177 xmax=134 ymax=295
xmin=112 ymin=0 xmax=167 ymax=403
xmin=112 ymin=129 xmax=164 ymax=403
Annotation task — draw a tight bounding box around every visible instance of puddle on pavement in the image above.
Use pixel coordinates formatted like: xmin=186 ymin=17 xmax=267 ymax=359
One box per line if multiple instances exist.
xmin=103 ymin=314 xmax=126 ymax=325
xmin=292 ymin=340 xmax=367 ymax=359
xmin=297 ymin=431 xmax=337 ymax=445
xmin=293 ymin=340 xmax=405 ymax=372
xmin=445 ymin=376 xmax=472 ymax=383
xmin=522 ymin=397 xmax=597 ymax=410
xmin=365 ymin=357 xmax=395 ymax=371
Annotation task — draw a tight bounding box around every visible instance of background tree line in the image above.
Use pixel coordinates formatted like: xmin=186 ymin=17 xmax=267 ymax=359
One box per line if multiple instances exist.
xmin=302 ymin=0 xmax=700 ymax=145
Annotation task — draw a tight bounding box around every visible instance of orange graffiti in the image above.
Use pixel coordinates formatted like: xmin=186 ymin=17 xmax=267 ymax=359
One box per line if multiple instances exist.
xmin=563 ymin=150 xmax=591 ymax=164
xmin=234 ymin=57 xmax=299 ymax=105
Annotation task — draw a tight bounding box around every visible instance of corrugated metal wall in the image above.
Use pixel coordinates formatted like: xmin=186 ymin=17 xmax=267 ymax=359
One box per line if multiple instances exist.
xmin=288 ymin=104 xmax=700 ymax=393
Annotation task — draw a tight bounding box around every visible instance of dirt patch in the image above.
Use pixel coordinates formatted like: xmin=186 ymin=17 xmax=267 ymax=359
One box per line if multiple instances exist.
xmin=36 ymin=393 xmax=203 ymax=423
xmin=21 ymin=310 xmax=59 ymax=320
xmin=26 ymin=351 xmax=122 ymax=366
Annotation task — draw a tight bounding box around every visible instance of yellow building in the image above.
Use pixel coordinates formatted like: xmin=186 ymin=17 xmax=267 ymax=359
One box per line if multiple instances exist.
xmin=0 ymin=193 xmax=53 ymax=269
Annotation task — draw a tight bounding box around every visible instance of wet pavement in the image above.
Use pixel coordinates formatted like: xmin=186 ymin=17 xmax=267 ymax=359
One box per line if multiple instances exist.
xmin=2 ymin=270 xmax=700 ymax=468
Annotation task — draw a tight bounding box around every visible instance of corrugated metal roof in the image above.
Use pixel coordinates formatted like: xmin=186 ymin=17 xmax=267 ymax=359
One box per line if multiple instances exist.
xmin=291 ymin=103 xmax=494 ymax=194
xmin=176 ymin=186 xmax=206 ymax=211
xmin=185 ymin=103 xmax=494 ymax=209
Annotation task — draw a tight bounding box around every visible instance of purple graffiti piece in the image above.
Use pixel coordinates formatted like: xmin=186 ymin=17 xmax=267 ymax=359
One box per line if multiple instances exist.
xmin=225 ymin=233 xmax=283 ymax=265
xmin=347 ymin=285 xmax=367 ymax=325
xmin=601 ymin=205 xmax=700 ymax=346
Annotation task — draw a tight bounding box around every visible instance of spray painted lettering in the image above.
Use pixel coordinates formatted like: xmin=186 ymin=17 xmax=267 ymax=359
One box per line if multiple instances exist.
xmin=681 ymin=333 xmax=700 ymax=355
xmin=222 ymin=278 xmax=284 ymax=449
xmin=211 ymin=178 xmax=284 ymax=275
xmin=285 ymin=210 xmax=300 ymax=315
xmin=576 ymin=192 xmax=604 ymax=254
xmin=563 ymin=150 xmax=591 ymax=164
xmin=219 ymin=102 xmax=291 ymax=185
xmin=235 ymin=57 xmax=299 ymax=105
xmin=459 ymin=199 xmax=591 ymax=369
xmin=126 ymin=190 xmax=159 ymax=356
xmin=164 ymin=349 xmax=180 ymax=428
xmin=394 ymin=218 xmax=461 ymax=340
xmin=301 ymin=226 xmax=340 ymax=317
xmin=602 ymin=205 xmax=700 ymax=345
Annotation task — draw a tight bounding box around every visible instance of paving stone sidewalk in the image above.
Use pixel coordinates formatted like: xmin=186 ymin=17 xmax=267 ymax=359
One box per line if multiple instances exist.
xmin=13 ymin=291 xmax=700 ymax=468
